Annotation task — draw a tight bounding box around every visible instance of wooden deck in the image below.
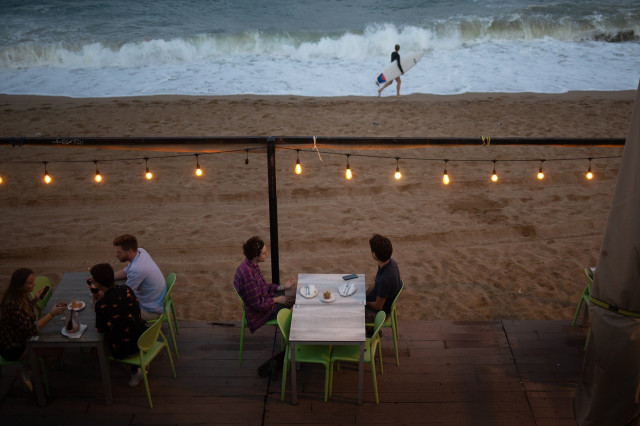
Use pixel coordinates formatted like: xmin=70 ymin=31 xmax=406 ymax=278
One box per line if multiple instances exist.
xmin=0 ymin=319 xmax=586 ymax=425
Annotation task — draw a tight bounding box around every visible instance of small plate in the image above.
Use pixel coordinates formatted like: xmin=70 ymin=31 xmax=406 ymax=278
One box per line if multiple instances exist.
xmin=299 ymin=285 xmax=318 ymax=299
xmin=339 ymin=282 xmax=357 ymax=297
xmin=60 ymin=324 xmax=87 ymax=338
xmin=320 ymin=293 xmax=336 ymax=303
xmin=68 ymin=301 xmax=85 ymax=311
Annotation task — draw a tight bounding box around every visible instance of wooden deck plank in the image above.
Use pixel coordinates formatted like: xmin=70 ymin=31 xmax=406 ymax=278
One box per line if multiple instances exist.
xmin=0 ymin=320 xmax=584 ymax=425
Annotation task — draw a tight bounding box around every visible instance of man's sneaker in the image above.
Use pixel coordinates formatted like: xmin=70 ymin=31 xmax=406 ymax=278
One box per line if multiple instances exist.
xmin=128 ymin=368 xmax=143 ymax=387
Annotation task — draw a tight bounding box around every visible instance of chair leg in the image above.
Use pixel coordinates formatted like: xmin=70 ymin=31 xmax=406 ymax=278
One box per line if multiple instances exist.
xmin=170 ymin=300 xmax=179 ymax=334
xmin=323 ymin=364 xmax=329 ymax=402
xmin=37 ymin=358 xmax=50 ymax=397
xmin=239 ymin=313 xmax=246 ymax=365
xmin=370 ymin=358 xmax=379 ymax=404
xmin=392 ymin=320 xmax=399 ymax=366
xmin=281 ymin=358 xmax=289 ymax=402
xmin=328 ymin=360 xmax=334 ymax=398
xmin=141 ymin=365 xmax=153 ymax=408
xmin=166 ymin=316 xmax=179 ymax=358
xmin=584 ymin=328 xmax=591 ymax=351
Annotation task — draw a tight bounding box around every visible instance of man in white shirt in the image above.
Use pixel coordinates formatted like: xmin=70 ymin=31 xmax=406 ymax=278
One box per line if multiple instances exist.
xmin=113 ymin=234 xmax=166 ymax=321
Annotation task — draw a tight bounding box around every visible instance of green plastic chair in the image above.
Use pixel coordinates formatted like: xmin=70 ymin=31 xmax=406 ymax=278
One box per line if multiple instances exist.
xmin=0 ymin=355 xmax=50 ymax=396
xmin=277 ymin=308 xmax=332 ymax=402
xmin=572 ymin=268 xmax=593 ymax=350
xmin=30 ymin=276 xmax=53 ymax=319
xmin=330 ymin=310 xmax=385 ymax=404
xmin=572 ymin=268 xmax=592 ymax=327
xmin=365 ymin=280 xmax=403 ymax=366
xmin=234 ymin=285 xmax=279 ymax=365
xmin=148 ymin=273 xmax=179 ymax=358
xmin=108 ymin=319 xmax=176 ymax=408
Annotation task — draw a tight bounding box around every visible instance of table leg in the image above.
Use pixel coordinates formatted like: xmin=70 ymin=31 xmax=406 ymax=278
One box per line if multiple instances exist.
xmin=358 ymin=342 xmax=364 ymax=404
xmin=27 ymin=345 xmax=46 ymax=406
xmin=96 ymin=342 xmax=113 ymax=404
xmin=290 ymin=342 xmax=298 ymax=404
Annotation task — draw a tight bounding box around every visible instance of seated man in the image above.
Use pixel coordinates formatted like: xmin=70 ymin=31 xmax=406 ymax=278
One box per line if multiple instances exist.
xmin=113 ymin=234 xmax=166 ymax=321
xmin=233 ymin=236 xmax=296 ymax=333
xmin=90 ymin=263 xmax=147 ymax=387
xmin=365 ymin=234 xmax=402 ymax=334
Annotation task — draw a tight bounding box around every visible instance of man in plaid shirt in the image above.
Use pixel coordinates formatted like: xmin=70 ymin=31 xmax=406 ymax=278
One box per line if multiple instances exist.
xmin=233 ymin=236 xmax=297 ymax=333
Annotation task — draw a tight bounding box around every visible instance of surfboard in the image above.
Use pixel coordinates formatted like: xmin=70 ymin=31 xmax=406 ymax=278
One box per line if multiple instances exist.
xmin=375 ymin=51 xmax=425 ymax=86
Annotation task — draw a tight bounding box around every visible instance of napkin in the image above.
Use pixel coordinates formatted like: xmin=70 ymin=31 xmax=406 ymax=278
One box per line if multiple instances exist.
xmin=61 ymin=323 xmax=88 ymax=339
xmin=300 ymin=284 xmax=317 ymax=298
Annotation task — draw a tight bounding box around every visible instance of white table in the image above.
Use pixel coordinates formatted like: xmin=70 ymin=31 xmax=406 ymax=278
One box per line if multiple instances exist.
xmin=289 ymin=273 xmax=366 ymax=404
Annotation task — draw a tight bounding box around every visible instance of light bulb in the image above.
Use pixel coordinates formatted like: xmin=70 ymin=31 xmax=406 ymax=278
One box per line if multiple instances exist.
xmin=491 ymin=161 xmax=498 ymax=182
xmin=195 ymin=166 xmax=203 ymax=177
xmin=44 ymin=172 xmax=52 ymax=184
xmin=443 ymin=172 xmax=450 ymax=185
xmin=0 ymin=176 xmax=3 ymax=184
xmin=394 ymin=158 xmax=401 ymax=180
xmin=295 ymin=159 xmax=302 ymax=175
xmin=145 ymin=167 xmax=153 ymax=180
xmin=95 ymin=171 xmax=102 ymax=182
xmin=345 ymin=166 xmax=352 ymax=180
xmin=537 ymin=167 xmax=544 ymax=180
xmin=586 ymin=167 xmax=593 ymax=180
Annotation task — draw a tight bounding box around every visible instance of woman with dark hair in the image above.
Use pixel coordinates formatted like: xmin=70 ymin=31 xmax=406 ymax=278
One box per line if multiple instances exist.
xmin=0 ymin=268 xmax=67 ymax=362
xmin=233 ymin=236 xmax=297 ymax=333
xmin=90 ymin=263 xmax=147 ymax=387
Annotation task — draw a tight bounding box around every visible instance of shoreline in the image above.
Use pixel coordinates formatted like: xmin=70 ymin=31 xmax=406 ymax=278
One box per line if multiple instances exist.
xmin=0 ymin=90 xmax=635 ymax=139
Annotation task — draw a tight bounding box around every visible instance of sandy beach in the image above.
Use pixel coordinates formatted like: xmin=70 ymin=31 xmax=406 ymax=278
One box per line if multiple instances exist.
xmin=0 ymin=90 xmax=635 ymax=323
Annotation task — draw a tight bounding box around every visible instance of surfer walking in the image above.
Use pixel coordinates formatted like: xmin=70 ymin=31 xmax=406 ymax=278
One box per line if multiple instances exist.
xmin=378 ymin=44 xmax=404 ymax=97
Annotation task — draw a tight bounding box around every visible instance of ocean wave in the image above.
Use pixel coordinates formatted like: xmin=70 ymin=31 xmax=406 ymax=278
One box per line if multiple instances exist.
xmin=1 ymin=14 xmax=638 ymax=69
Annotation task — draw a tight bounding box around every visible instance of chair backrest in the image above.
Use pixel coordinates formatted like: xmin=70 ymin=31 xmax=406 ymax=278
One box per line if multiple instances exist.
xmin=32 ymin=276 xmax=52 ymax=317
xmin=138 ymin=319 xmax=163 ymax=352
xmin=372 ymin=311 xmax=386 ymax=339
xmin=584 ymin=268 xmax=593 ymax=288
xmin=390 ymin=280 xmax=404 ymax=313
xmin=277 ymin=308 xmax=292 ymax=345
xmin=165 ymin=272 xmax=176 ymax=293
xmin=164 ymin=273 xmax=176 ymax=307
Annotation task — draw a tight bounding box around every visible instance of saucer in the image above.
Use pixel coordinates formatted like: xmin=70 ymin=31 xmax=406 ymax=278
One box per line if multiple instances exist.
xmin=61 ymin=323 xmax=87 ymax=338
xmin=320 ymin=293 xmax=336 ymax=303
xmin=68 ymin=301 xmax=85 ymax=311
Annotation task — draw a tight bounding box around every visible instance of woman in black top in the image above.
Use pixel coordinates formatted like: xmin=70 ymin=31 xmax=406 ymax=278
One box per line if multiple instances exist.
xmin=90 ymin=263 xmax=147 ymax=386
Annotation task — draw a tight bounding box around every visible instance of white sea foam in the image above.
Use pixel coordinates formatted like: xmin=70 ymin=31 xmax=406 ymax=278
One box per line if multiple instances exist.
xmin=0 ymin=1 xmax=638 ymax=97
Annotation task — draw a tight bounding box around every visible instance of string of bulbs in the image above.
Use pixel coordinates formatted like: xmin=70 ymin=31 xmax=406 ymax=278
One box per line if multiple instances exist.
xmin=0 ymin=145 xmax=620 ymax=185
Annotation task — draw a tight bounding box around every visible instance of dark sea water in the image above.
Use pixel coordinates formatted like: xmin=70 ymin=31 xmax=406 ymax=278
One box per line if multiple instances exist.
xmin=1 ymin=0 xmax=639 ymax=97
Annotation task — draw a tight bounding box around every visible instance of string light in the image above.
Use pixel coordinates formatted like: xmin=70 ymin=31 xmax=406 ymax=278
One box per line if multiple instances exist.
xmin=245 ymin=149 xmax=249 ymax=165
xmin=345 ymin=154 xmax=352 ymax=180
xmin=491 ymin=160 xmax=498 ymax=182
xmin=394 ymin=157 xmax=402 ymax=180
xmin=194 ymin=154 xmax=203 ymax=177
xmin=537 ymin=160 xmax=545 ymax=180
xmin=586 ymin=157 xmax=594 ymax=180
xmin=295 ymin=149 xmax=302 ymax=175
xmin=93 ymin=160 xmax=102 ymax=182
xmin=144 ymin=157 xmax=153 ymax=180
xmin=0 ymin=175 xmax=3 ymax=184
xmin=443 ymin=160 xmax=450 ymax=185
xmin=42 ymin=161 xmax=52 ymax=184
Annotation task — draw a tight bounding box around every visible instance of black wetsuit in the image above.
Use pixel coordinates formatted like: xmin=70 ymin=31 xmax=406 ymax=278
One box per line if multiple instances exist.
xmin=391 ymin=51 xmax=403 ymax=74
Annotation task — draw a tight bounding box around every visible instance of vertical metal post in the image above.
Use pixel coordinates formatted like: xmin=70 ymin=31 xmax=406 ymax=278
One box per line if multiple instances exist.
xmin=267 ymin=137 xmax=280 ymax=284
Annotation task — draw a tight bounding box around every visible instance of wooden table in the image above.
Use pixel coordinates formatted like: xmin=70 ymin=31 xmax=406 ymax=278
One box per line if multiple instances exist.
xmin=26 ymin=272 xmax=112 ymax=406
xmin=289 ymin=273 xmax=366 ymax=404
